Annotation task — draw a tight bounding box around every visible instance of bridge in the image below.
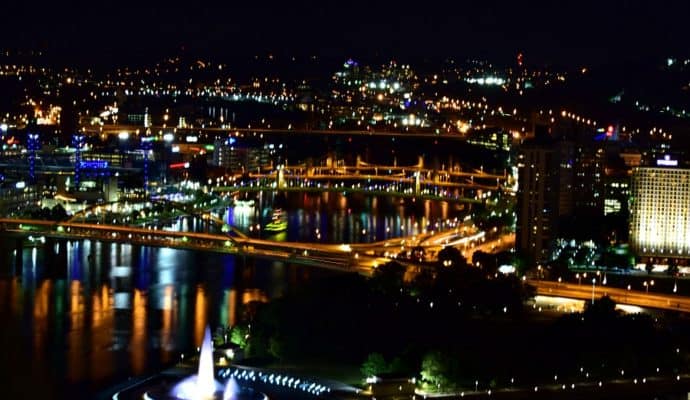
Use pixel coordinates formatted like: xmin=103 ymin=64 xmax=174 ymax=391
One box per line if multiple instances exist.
xmin=0 ymin=214 xmax=502 ymax=275
xmin=0 ymin=218 xmax=374 ymax=272
xmin=80 ymin=124 xmax=467 ymax=141
xmin=212 ymin=157 xmax=512 ymax=203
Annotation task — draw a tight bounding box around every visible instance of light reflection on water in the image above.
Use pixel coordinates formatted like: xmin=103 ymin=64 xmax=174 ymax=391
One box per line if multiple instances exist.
xmin=0 ymin=192 xmax=466 ymax=398
xmin=155 ymin=192 xmax=464 ymax=242
xmin=0 ymin=240 xmax=330 ymax=399
xmin=224 ymin=191 xmax=463 ymax=243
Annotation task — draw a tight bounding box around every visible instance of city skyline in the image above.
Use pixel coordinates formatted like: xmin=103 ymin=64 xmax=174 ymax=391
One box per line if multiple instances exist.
xmin=4 ymin=2 xmax=690 ymax=399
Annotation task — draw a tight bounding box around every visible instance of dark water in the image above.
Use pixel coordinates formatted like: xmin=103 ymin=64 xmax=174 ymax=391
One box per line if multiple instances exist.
xmin=0 ymin=192 xmax=466 ymax=399
xmin=225 ymin=191 xmax=465 ymax=243
xmin=0 ymin=241 xmax=329 ymax=400
xmin=162 ymin=191 xmax=465 ymax=241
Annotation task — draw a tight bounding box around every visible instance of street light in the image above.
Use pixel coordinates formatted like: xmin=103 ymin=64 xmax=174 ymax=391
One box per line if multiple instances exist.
xmin=592 ymin=278 xmax=596 ymax=304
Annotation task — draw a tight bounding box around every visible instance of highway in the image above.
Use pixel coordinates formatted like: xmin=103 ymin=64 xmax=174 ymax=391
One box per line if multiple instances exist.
xmin=80 ymin=123 xmax=468 ymax=140
xmin=530 ymin=279 xmax=690 ymax=313
xmin=0 ymin=216 xmax=512 ymax=277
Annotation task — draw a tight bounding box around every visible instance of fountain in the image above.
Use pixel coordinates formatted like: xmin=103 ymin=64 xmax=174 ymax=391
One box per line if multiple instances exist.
xmin=140 ymin=326 xmax=265 ymax=400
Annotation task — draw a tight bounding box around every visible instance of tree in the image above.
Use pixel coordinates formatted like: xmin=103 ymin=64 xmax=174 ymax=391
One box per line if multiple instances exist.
xmin=437 ymin=246 xmax=467 ymax=269
xmin=229 ymin=325 xmax=249 ymax=348
xmin=361 ymin=353 xmax=389 ymax=378
xmin=268 ymin=336 xmax=286 ymax=361
xmin=50 ymin=204 xmax=68 ymax=221
xmin=371 ymin=261 xmax=406 ymax=293
xmin=584 ymin=295 xmax=618 ymax=321
xmin=411 ymin=246 xmax=426 ymax=262
xmin=420 ymin=351 xmax=451 ymax=391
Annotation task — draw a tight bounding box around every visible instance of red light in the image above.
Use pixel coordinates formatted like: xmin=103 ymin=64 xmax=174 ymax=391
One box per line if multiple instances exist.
xmin=169 ymin=162 xmax=188 ymax=169
xmin=606 ymin=125 xmax=614 ymax=137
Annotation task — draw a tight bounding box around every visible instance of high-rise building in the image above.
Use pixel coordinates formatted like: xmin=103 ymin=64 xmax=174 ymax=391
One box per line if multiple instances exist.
xmin=516 ymin=136 xmax=573 ymax=264
xmin=630 ymin=164 xmax=690 ymax=259
xmin=213 ymin=139 xmax=275 ymax=173
xmin=573 ymin=145 xmax=605 ymax=214
xmin=603 ymin=148 xmax=638 ymax=216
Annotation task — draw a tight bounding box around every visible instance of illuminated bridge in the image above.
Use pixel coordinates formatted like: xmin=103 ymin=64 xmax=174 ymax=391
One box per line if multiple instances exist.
xmin=80 ymin=124 xmax=466 ymax=141
xmin=213 ymin=158 xmax=512 ymax=203
xmin=0 ymin=218 xmax=365 ymax=272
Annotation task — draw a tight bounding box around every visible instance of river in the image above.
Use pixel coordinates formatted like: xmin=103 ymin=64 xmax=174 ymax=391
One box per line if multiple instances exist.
xmin=0 ymin=191 xmax=466 ymax=399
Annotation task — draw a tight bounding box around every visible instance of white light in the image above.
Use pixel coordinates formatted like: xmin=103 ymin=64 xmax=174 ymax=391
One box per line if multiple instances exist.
xmin=15 ymin=181 xmax=25 ymax=189
xmin=185 ymin=136 xmax=198 ymax=143
xmin=656 ymin=155 xmax=678 ymax=166
xmin=118 ymin=131 xmax=129 ymax=140
xmin=163 ymin=133 xmax=174 ymax=142
xmin=0 ymin=123 xmax=7 ymax=132
xmin=498 ymin=265 xmax=515 ymax=274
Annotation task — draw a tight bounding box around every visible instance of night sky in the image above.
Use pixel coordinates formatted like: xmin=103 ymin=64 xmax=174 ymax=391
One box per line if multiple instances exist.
xmin=2 ymin=1 xmax=689 ymax=66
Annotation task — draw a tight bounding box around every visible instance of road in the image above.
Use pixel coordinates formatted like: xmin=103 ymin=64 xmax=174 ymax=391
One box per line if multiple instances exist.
xmin=530 ymin=279 xmax=690 ymax=313
xmin=81 ymin=123 xmax=467 ymax=141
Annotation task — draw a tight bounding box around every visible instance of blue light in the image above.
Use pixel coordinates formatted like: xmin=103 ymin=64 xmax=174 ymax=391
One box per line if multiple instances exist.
xmin=27 ymin=133 xmax=40 ymax=183
xmin=80 ymin=160 xmax=109 ymax=169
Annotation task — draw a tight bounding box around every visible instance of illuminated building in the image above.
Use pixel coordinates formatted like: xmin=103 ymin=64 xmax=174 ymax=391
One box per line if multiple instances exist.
xmin=212 ymin=139 xmax=276 ymax=172
xmin=572 ymin=145 xmax=604 ymax=214
xmin=517 ymin=124 xmax=610 ymax=263
xmin=72 ymin=134 xmax=85 ymax=187
xmin=603 ymin=148 xmax=638 ymax=216
xmin=630 ymin=163 xmax=690 ymax=258
xmin=604 ymin=172 xmax=630 ymax=216
xmin=27 ymin=133 xmax=40 ymax=183
xmin=516 ymin=135 xmax=573 ymax=264
xmin=466 ymin=128 xmax=512 ymax=151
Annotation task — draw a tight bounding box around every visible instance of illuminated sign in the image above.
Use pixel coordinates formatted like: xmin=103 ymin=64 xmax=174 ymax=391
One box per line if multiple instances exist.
xmin=185 ymin=136 xmax=198 ymax=143
xmin=657 ymin=155 xmax=678 ymax=166
xmin=80 ymin=160 xmax=109 ymax=169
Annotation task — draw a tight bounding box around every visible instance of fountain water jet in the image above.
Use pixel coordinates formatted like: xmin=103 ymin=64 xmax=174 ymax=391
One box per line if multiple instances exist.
xmin=197 ymin=326 xmax=217 ymax=398
xmin=138 ymin=325 xmax=264 ymax=400
xmin=169 ymin=326 xmax=222 ymax=400
xmin=222 ymin=377 xmax=240 ymax=400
